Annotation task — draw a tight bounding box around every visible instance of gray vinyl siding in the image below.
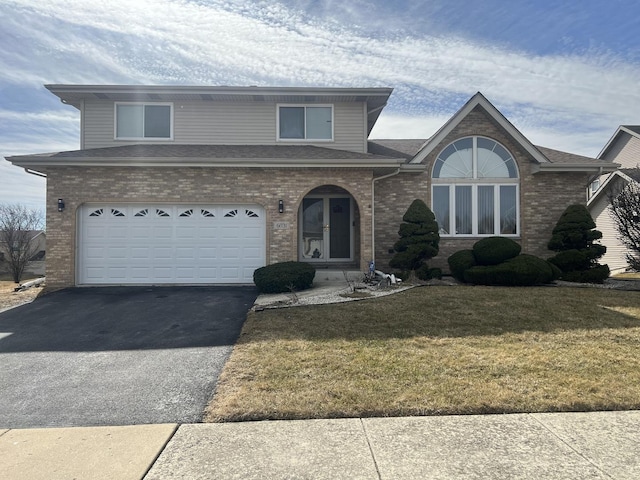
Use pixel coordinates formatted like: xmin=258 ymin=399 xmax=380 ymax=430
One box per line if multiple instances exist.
xmin=589 ymin=180 xmax=630 ymax=273
xmin=82 ymin=100 xmax=114 ymax=149
xmin=82 ymin=100 xmax=366 ymax=152
xmin=602 ymin=132 xmax=640 ymax=168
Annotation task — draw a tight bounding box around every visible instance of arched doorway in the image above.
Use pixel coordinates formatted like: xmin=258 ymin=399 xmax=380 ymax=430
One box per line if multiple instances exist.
xmin=298 ymin=186 xmax=359 ymax=266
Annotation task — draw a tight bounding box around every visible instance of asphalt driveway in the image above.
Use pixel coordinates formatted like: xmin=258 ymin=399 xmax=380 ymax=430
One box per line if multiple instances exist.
xmin=0 ymin=286 xmax=257 ymax=428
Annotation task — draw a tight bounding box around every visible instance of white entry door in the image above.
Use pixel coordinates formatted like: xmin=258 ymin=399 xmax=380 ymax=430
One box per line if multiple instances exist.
xmin=77 ymin=204 xmax=265 ymax=285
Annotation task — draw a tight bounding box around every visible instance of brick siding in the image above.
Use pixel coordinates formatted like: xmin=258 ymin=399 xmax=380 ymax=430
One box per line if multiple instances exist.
xmin=374 ymin=106 xmax=591 ymax=272
xmin=42 ymin=166 xmax=374 ymax=289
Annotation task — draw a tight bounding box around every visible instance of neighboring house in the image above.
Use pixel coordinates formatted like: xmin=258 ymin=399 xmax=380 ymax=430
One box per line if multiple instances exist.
xmin=6 ymin=85 xmax=617 ymax=289
xmin=0 ymin=230 xmax=46 ymax=275
xmin=588 ymin=125 xmax=640 ymax=272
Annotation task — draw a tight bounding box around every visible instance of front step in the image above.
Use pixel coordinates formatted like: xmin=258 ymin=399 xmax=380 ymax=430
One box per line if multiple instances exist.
xmin=311 ymin=262 xmax=358 ymax=270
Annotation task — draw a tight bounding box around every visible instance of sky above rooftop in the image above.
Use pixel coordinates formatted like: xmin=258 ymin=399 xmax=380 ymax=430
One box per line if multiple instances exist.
xmin=1 ymin=0 xmax=639 ymax=211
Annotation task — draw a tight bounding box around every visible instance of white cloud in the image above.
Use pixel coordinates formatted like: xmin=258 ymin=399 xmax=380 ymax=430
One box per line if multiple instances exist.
xmin=1 ymin=0 xmax=639 ymax=208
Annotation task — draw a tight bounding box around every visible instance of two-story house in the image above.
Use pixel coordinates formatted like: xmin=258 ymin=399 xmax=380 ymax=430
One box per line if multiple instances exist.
xmin=6 ymin=85 xmax=617 ymax=289
xmin=588 ymin=125 xmax=640 ymax=273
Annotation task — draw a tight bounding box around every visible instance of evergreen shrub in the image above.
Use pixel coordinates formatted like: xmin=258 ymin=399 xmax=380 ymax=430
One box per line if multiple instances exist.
xmin=447 ymin=249 xmax=476 ymax=282
xmin=464 ymin=254 xmax=557 ymax=286
xmin=389 ymin=199 xmax=440 ymax=273
xmin=472 ymin=236 xmax=521 ymax=266
xmin=253 ymin=261 xmax=315 ymax=293
xmin=547 ymin=204 xmax=609 ymax=283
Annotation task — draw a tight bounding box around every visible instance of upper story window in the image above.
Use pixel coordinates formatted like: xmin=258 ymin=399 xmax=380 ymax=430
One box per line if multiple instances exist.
xmin=432 ymin=136 xmax=519 ymax=237
xmin=278 ymin=105 xmax=333 ymax=141
xmin=115 ymin=103 xmax=173 ymax=140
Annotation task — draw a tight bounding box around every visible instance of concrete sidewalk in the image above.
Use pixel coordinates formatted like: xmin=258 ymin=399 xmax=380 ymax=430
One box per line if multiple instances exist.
xmin=2 ymin=411 xmax=639 ymax=479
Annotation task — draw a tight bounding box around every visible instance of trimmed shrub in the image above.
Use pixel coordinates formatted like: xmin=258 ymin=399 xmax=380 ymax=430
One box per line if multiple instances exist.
xmin=416 ymin=265 xmax=442 ymax=281
xmin=547 ymin=249 xmax=590 ymax=272
xmin=561 ymin=264 xmax=610 ymax=284
xmin=464 ymin=254 xmax=557 ymax=286
xmin=389 ymin=199 xmax=440 ymax=272
xmin=448 ymin=249 xmax=476 ymax=282
xmin=253 ymin=261 xmax=315 ymax=293
xmin=547 ymin=204 xmax=608 ymax=283
xmin=472 ymin=236 xmax=521 ymax=266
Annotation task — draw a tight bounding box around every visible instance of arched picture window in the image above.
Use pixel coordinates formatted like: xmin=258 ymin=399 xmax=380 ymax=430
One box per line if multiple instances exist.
xmin=432 ymin=136 xmax=519 ymax=236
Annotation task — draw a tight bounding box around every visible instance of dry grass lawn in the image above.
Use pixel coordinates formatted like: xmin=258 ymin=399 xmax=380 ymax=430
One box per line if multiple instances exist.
xmin=206 ymin=285 xmax=640 ymax=422
xmin=0 ymin=276 xmax=43 ymax=311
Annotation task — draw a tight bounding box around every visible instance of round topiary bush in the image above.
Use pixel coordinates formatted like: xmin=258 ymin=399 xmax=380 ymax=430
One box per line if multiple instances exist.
xmin=472 ymin=236 xmax=521 ymax=266
xmin=253 ymin=261 xmax=316 ymax=293
xmin=447 ymin=249 xmax=476 ymax=282
xmin=463 ymin=254 xmax=557 ymax=286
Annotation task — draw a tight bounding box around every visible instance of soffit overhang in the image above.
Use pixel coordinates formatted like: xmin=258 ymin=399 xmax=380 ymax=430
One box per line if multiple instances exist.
xmin=45 ymin=84 xmax=393 ymax=135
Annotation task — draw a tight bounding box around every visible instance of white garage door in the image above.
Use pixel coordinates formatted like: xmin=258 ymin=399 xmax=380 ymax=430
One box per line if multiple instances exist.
xmin=78 ymin=204 xmax=266 ymax=285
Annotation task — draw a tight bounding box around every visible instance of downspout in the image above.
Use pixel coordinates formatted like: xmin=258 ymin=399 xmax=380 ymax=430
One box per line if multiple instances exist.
xmin=371 ymin=168 xmax=400 ymax=265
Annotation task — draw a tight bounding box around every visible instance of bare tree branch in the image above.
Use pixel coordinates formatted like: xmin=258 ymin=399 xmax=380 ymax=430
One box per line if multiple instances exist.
xmin=607 ymin=169 xmax=640 ymax=271
xmin=0 ymin=204 xmax=44 ymax=283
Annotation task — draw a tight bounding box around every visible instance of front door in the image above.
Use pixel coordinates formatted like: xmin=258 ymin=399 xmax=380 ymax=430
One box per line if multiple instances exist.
xmin=300 ymin=196 xmax=353 ymax=262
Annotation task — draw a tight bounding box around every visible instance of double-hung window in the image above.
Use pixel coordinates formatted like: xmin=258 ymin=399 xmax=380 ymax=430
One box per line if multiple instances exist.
xmin=278 ymin=105 xmax=333 ymax=141
xmin=115 ymin=103 xmax=173 ymax=140
xmin=432 ymin=136 xmax=519 ymax=236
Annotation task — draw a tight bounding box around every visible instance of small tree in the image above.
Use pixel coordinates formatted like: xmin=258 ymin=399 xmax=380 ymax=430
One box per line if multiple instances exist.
xmin=389 ymin=199 xmax=440 ymax=279
xmin=0 ymin=204 xmax=44 ymax=283
xmin=607 ymin=169 xmax=640 ymax=271
xmin=547 ymin=204 xmax=609 ymax=283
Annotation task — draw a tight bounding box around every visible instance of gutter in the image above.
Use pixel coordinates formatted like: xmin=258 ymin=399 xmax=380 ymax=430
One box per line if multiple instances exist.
xmin=24 ymin=168 xmax=46 ymax=178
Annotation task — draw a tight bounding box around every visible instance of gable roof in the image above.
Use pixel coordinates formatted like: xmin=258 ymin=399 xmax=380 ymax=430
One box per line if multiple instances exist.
xmin=409 ymin=92 xmax=549 ymax=165
xmin=404 ymin=92 xmax=617 ymax=173
xmin=598 ymin=125 xmax=640 ymax=159
xmin=587 ymin=169 xmax=639 ymax=206
xmin=45 ymin=84 xmax=393 ymax=136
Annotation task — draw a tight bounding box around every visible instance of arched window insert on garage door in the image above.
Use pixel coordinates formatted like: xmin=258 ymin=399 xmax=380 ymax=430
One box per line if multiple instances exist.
xmin=431 ymin=136 xmax=519 ymax=236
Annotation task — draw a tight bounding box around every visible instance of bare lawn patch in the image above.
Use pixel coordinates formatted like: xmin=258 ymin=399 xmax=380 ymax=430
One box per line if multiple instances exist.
xmin=0 ymin=279 xmax=42 ymax=311
xmin=206 ymin=286 xmax=640 ymax=422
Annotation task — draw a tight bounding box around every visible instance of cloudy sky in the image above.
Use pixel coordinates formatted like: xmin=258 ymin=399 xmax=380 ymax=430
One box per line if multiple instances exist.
xmin=1 ymin=0 xmax=639 ymax=212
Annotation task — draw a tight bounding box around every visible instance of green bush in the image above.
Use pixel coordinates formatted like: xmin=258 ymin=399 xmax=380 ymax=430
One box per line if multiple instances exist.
xmin=547 ymin=204 xmax=608 ymax=283
xmin=447 ymin=249 xmax=476 ymax=282
xmin=253 ymin=261 xmax=316 ymax=293
xmin=560 ymin=264 xmax=610 ymax=284
xmin=416 ymin=265 xmax=442 ymax=281
xmin=547 ymin=249 xmax=590 ymax=272
xmin=389 ymin=199 xmax=440 ymax=272
xmin=464 ymin=254 xmax=557 ymax=286
xmin=472 ymin=236 xmax=521 ymax=266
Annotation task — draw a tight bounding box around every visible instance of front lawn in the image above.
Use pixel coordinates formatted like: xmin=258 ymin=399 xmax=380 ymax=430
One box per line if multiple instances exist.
xmin=206 ymin=286 xmax=640 ymax=422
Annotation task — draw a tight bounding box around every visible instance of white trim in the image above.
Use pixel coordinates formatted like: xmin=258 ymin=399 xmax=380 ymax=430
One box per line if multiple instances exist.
xmin=298 ymin=194 xmax=354 ymax=262
xmin=432 ymin=184 xmax=520 ymax=237
xmin=587 ymin=170 xmax=636 ymax=207
xmin=276 ymin=104 xmax=334 ymax=142
xmin=114 ymin=102 xmax=174 ymax=141
xmin=431 ymin=136 xmax=520 ymax=180
xmin=410 ymin=92 xmax=549 ymax=165
xmin=597 ymin=126 xmax=640 ymax=159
